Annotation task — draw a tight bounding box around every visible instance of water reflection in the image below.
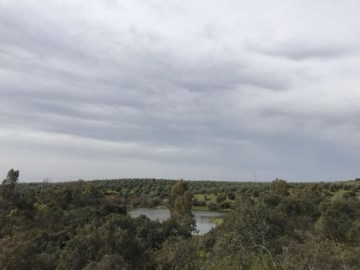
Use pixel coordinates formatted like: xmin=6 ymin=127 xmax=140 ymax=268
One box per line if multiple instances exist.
xmin=128 ymin=208 xmax=226 ymax=235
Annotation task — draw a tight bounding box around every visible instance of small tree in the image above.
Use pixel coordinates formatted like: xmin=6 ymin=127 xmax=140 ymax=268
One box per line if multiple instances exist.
xmin=270 ymin=178 xmax=289 ymax=197
xmin=216 ymin=194 xmax=227 ymax=203
xmin=1 ymin=169 xmax=19 ymax=200
xmin=227 ymin=192 xmax=236 ymax=200
xmin=167 ymin=179 xmax=196 ymax=237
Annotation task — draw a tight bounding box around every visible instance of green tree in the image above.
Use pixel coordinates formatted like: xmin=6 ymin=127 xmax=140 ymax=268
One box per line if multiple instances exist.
xmin=227 ymin=192 xmax=236 ymax=200
xmin=84 ymin=255 xmax=130 ymax=270
xmin=154 ymin=236 xmax=203 ymax=269
xmin=167 ymin=179 xmax=196 ymax=237
xmin=57 ymin=214 xmax=148 ymax=270
xmin=204 ymin=196 xmax=282 ymax=269
xmin=270 ymin=178 xmax=289 ymax=197
xmin=1 ymin=169 xmax=19 ymax=200
xmin=315 ymin=199 xmax=357 ymax=242
xmin=216 ymin=194 xmax=226 ymax=203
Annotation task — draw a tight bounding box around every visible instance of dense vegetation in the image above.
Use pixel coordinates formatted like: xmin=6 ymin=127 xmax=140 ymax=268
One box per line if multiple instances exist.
xmin=1 ymin=169 xmax=360 ymax=269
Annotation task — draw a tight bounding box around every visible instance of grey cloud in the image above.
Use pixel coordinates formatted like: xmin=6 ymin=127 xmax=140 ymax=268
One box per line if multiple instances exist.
xmin=248 ymin=41 xmax=358 ymax=61
xmin=1 ymin=0 xmax=360 ymax=181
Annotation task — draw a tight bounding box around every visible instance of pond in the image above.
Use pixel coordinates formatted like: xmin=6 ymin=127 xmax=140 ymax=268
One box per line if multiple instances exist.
xmin=128 ymin=208 xmax=226 ymax=235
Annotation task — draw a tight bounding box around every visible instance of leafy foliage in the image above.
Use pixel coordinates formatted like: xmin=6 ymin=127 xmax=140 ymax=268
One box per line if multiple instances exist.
xmin=167 ymin=179 xmax=197 ymax=237
xmin=1 ymin=169 xmax=19 ymax=200
xmin=1 ymin=170 xmax=360 ymax=269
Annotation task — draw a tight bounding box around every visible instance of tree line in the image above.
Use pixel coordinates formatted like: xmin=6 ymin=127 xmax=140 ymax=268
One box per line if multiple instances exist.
xmin=1 ymin=170 xmax=360 ymax=269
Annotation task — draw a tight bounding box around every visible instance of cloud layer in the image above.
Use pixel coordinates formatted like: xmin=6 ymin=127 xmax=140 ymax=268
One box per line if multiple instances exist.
xmin=1 ymin=0 xmax=360 ymax=182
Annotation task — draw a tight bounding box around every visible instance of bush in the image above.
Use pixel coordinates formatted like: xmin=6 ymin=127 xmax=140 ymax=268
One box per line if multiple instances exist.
xmin=227 ymin=192 xmax=235 ymax=200
xmin=207 ymin=202 xmax=219 ymax=211
xmin=220 ymin=202 xmax=230 ymax=209
xmin=216 ymin=194 xmax=226 ymax=203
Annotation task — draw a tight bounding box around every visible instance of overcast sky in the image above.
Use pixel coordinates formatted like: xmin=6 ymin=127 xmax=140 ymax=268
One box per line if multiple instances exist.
xmin=1 ymin=0 xmax=360 ymax=182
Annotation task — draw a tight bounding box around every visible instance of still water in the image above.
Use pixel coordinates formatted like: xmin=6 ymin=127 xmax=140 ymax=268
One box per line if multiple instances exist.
xmin=128 ymin=208 xmax=226 ymax=235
